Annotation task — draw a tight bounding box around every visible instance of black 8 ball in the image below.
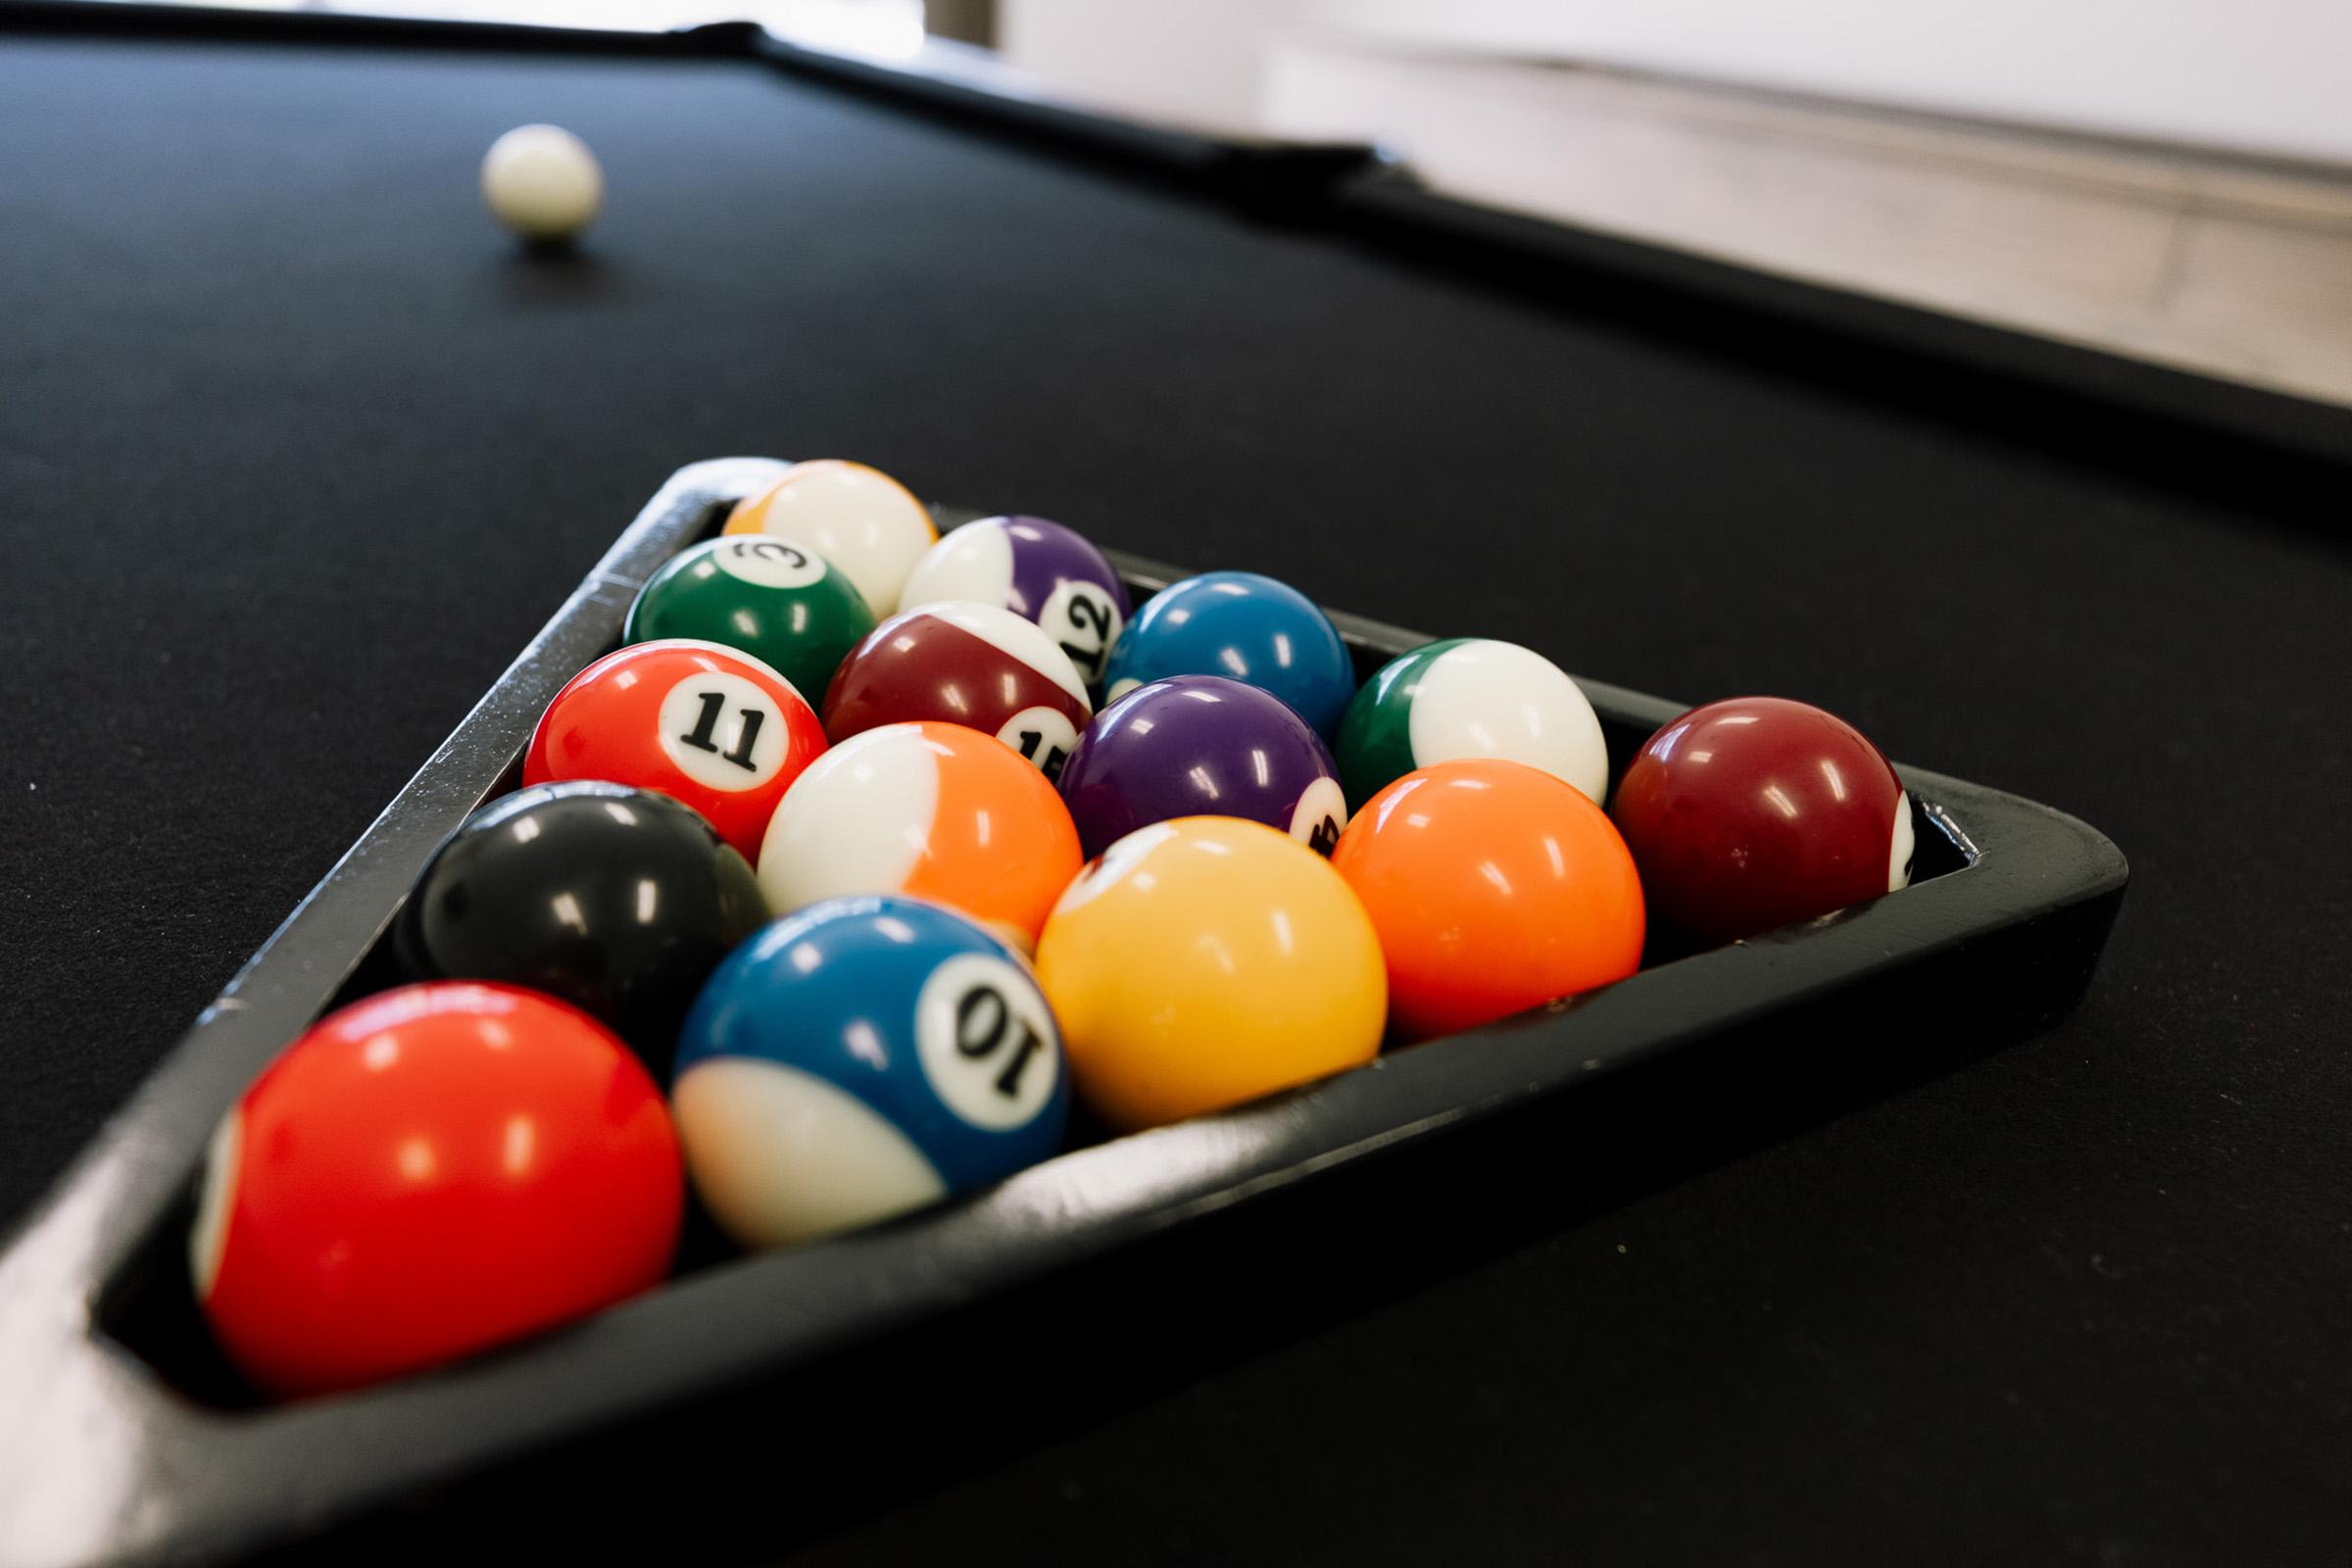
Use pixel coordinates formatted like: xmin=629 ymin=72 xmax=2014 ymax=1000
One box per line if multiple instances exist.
xmin=397 ymin=780 xmax=767 ymax=1069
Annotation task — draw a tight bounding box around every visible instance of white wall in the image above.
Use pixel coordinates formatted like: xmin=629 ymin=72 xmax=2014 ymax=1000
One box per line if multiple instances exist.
xmin=1311 ymin=0 xmax=2352 ymax=165
xmin=1001 ymin=0 xmax=2352 ymax=166
xmin=998 ymin=0 xmax=1313 ymax=130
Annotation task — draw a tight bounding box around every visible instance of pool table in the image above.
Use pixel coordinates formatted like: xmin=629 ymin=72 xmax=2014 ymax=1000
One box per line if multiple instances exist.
xmin=0 ymin=7 xmax=2345 ymax=1562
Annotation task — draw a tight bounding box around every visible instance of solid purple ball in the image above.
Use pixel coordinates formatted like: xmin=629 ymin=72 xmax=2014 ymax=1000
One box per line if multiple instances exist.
xmin=1057 ymin=675 xmax=1349 ymax=860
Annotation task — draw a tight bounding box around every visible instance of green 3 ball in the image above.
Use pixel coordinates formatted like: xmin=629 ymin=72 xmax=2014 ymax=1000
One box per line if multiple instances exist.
xmin=624 ymin=536 xmax=876 ymax=704
xmin=1334 ymin=636 xmax=1610 ymax=806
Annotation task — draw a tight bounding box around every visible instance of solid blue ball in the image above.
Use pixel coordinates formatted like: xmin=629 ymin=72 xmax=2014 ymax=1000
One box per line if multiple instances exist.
xmin=1100 ymin=570 xmax=1356 ymax=738
xmin=672 ymin=895 xmax=1069 ymax=1249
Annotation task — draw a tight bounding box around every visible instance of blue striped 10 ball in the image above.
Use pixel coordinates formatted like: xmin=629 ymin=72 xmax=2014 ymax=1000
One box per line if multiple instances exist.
xmin=670 ymin=896 xmax=1069 ymax=1248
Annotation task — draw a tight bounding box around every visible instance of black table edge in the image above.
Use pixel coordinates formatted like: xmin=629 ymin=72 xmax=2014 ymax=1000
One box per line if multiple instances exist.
xmin=0 ymin=0 xmax=1380 ymax=207
xmin=8 ymin=0 xmax=2347 ymax=480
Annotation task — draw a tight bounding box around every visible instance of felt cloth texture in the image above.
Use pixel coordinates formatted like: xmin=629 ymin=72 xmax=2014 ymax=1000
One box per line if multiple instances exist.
xmin=1 ymin=32 xmax=2346 ymax=1564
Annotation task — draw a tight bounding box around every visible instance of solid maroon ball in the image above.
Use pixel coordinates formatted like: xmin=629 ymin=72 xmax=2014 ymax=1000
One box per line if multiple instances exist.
xmin=1610 ymin=696 xmax=1915 ymax=945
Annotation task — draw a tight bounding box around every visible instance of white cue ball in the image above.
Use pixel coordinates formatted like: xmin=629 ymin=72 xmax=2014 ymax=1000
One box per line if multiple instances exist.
xmin=480 ymin=123 xmax=603 ymax=243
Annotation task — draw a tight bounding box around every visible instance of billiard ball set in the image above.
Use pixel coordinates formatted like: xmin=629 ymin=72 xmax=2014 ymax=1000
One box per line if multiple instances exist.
xmin=0 ymin=459 xmax=2125 ymax=1558
xmin=187 ymin=455 xmax=1958 ymax=1397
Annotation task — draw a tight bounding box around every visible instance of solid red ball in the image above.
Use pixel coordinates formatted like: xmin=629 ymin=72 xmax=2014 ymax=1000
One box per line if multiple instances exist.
xmin=1611 ymin=696 xmax=1914 ymax=945
xmin=1331 ymin=759 xmax=1644 ymax=1041
xmin=192 ymin=982 xmax=682 ymax=1397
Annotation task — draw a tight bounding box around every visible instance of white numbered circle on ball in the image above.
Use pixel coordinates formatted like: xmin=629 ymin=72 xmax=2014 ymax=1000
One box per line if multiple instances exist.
xmin=712 ymin=536 xmax=828 ymax=591
xmin=1288 ymin=775 xmax=1348 ymax=856
xmin=915 ymin=953 xmax=1061 ymax=1130
xmin=1038 ymin=580 xmax=1123 ymax=683
xmin=658 ymin=671 xmax=791 ymax=791
xmin=996 ymin=706 xmax=1080 ymax=778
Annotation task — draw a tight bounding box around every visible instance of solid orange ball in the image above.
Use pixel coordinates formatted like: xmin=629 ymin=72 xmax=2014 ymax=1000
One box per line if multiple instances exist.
xmin=1330 ymin=758 xmax=1644 ymax=1041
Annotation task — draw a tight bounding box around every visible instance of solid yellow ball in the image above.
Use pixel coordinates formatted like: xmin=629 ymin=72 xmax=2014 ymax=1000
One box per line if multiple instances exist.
xmin=1034 ymin=816 xmax=1387 ymax=1132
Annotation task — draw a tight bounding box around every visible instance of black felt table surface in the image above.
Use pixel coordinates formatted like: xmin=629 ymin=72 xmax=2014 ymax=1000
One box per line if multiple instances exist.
xmin=3 ymin=30 xmax=2348 ymax=1566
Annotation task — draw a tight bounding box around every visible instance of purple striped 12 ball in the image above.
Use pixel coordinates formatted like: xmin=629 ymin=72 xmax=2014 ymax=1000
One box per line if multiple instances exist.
xmin=1056 ymin=675 xmax=1348 ymax=859
xmin=898 ymin=515 xmax=1133 ymax=688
